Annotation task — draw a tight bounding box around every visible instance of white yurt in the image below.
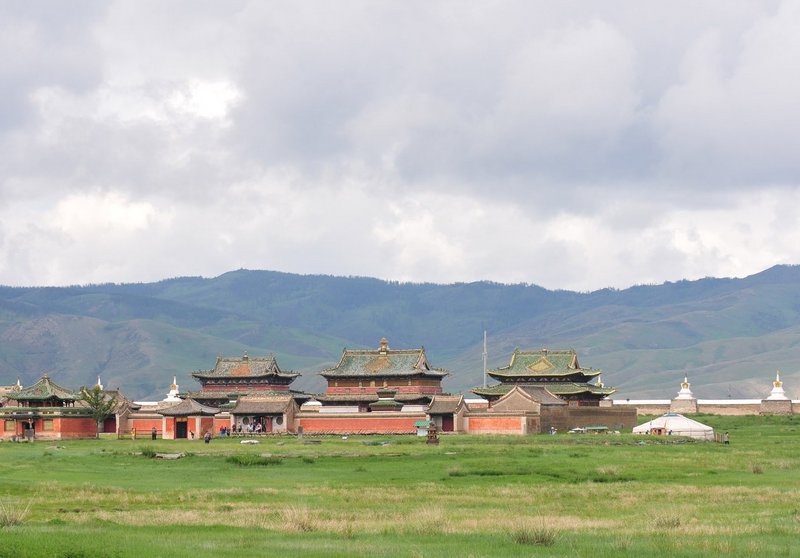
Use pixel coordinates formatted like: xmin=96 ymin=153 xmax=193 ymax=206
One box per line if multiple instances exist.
xmin=632 ymin=413 xmax=714 ymax=440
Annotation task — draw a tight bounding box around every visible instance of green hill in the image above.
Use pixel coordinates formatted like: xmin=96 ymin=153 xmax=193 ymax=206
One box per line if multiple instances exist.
xmin=2 ymin=265 xmax=800 ymax=400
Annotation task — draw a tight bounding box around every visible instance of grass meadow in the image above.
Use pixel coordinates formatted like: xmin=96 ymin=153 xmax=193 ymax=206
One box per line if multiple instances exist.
xmin=0 ymin=415 xmax=798 ymax=557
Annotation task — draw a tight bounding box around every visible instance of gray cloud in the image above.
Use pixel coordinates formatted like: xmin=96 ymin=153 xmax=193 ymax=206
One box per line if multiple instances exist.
xmin=1 ymin=1 xmax=799 ymax=290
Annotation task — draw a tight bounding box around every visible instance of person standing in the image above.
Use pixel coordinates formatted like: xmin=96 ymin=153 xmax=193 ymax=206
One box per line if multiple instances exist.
xmin=151 ymin=427 xmax=157 ymax=440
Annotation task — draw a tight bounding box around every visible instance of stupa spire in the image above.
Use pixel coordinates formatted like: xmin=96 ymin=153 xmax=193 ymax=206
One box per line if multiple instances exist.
xmin=766 ymin=370 xmax=788 ymax=400
xmin=675 ymin=374 xmax=694 ymax=400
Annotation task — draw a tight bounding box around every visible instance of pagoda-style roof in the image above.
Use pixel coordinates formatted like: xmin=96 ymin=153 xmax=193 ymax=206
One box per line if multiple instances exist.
xmin=230 ymin=396 xmax=293 ymax=415
xmin=316 ymin=393 xmax=431 ymax=404
xmin=156 ymin=398 xmax=219 ymax=417
xmin=488 ymin=349 xmax=602 ymax=381
xmin=427 ymin=395 xmax=465 ymax=415
xmin=192 ymin=353 xmax=299 ymax=381
xmin=321 ymin=338 xmax=449 ymax=379
xmin=11 ymin=375 xmax=80 ymax=403
xmin=472 ymin=382 xmax=614 ymax=399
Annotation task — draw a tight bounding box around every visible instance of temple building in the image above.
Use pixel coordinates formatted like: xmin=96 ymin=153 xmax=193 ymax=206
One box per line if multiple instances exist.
xmin=156 ymin=398 xmax=220 ymax=439
xmin=318 ymin=338 xmax=449 ymax=410
xmin=187 ymin=352 xmax=302 ymax=407
xmin=472 ymin=348 xmax=615 ymax=406
xmin=0 ymin=374 xmax=96 ymax=440
xmin=130 ymin=352 xmax=306 ymax=438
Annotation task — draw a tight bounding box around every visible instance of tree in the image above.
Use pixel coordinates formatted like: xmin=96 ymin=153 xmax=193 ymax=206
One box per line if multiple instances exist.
xmin=80 ymin=385 xmax=118 ymax=438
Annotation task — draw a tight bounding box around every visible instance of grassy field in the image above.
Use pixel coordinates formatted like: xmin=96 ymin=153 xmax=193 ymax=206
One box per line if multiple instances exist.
xmin=1 ymin=415 xmax=798 ymax=557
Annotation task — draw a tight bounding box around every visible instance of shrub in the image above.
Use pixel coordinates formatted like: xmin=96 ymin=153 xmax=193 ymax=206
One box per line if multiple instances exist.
xmin=509 ymin=521 xmax=557 ymax=546
xmin=0 ymin=501 xmax=30 ymax=527
xmin=226 ymin=454 xmax=282 ymax=467
xmin=652 ymin=513 xmax=681 ymax=529
xmin=751 ymin=463 xmax=764 ymax=474
xmin=139 ymin=446 xmax=156 ymax=458
xmin=281 ymin=506 xmax=318 ymax=532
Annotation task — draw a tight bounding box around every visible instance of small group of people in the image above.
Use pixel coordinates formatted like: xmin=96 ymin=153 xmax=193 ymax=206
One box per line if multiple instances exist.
xmin=221 ymin=421 xmax=268 ymax=435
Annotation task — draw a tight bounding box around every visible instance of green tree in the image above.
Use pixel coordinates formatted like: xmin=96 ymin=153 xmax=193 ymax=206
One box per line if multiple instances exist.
xmin=80 ymin=385 xmax=118 ymax=437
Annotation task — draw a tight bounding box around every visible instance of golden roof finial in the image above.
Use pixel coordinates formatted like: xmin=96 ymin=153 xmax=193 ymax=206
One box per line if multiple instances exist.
xmin=379 ymin=338 xmax=389 ymax=354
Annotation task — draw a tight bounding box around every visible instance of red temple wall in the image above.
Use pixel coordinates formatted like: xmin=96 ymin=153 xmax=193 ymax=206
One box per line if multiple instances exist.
xmin=199 ymin=417 xmax=214 ymax=435
xmin=298 ymin=414 xmax=421 ymax=434
xmin=213 ymin=417 xmax=232 ymax=432
xmin=129 ymin=418 xmax=163 ymax=433
xmin=466 ymin=415 xmax=526 ymax=435
xmin=54 ymin=417 xmax=97 ymax=437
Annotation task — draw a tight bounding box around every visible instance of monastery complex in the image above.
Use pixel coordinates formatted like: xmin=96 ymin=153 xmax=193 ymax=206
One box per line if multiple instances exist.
xmin=1 ymin=338 xmax=797 ymax=441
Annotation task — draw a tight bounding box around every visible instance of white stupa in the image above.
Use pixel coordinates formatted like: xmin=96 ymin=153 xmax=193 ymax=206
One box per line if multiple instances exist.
xmin=766 ymin=371 xmax=788 ymax=400
xmin=675 ymin=375 xmax=695 ymax=400
xmin=163 ymin=376 xmax=181 ymax=402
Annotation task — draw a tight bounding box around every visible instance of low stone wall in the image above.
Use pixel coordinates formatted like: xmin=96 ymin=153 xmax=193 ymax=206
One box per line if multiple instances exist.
xmin=759 ymin=399 xmax=794 ymax=415
xmin=697 ymin=404 xmax=760 ymax=416
xmin=612 ymin=399 xmax=799 ymax=416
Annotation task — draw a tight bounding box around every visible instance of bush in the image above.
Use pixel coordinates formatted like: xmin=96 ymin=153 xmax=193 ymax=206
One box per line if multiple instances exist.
xmin=652 ymin=513 xmax=681 ymax=529
xmin=139 ymin=446 xmax=157 ymax=458
xmin=0 ymin=501 xmax=30 ymax=527
xmin=226 ymin=454 xmax=282 ymax=467
xmin=510 ymin=522 xmax=557 ymax=546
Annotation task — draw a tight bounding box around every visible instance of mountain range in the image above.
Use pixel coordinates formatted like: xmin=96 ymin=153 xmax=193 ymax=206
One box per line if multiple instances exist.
xmin=2 ymin=265 xmax=799 ymax=401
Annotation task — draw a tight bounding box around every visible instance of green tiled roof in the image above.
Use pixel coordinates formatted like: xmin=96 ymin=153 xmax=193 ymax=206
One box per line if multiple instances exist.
xmin=11 ymin=375 xmax=80 ymax=402
xmin=192 ymin=354 xmax=299 ymax=380
xmin=488 ymin=349 xmax=601 ymax=381
xmin=472 ymin=382 xmax=615 ymax=398
xmin=316 ymin=393 xmax=431 ymax=403
xmin=321 ymin=339 xmax=448 ymax=379
xmin=186 ymin=387 xmax=291 ymax=399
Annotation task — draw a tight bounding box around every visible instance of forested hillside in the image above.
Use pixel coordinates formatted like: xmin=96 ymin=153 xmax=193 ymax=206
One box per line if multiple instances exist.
xmin=2 ymin=265 xmax=799 ymax=400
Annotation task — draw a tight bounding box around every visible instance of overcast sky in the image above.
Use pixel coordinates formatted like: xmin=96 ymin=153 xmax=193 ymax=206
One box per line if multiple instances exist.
xmin=2 ymin=1 xmax=799 ymax=291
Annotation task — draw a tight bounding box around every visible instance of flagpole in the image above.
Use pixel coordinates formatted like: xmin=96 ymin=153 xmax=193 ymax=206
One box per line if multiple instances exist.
xmin=482 ymin=330 xmax=488 ymax=388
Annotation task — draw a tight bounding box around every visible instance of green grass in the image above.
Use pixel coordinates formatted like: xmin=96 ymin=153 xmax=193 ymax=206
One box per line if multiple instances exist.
xmin=0 ymin=415 xmax=798 ymax=557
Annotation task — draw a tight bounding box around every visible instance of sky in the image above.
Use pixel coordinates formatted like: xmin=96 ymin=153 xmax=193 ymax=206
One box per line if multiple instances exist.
xmin=2 ymin=1 xmax=800 ymax=292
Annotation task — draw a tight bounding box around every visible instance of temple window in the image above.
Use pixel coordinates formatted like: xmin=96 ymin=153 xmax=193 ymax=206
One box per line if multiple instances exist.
xmin=3 ymin=420 xmax=15 ymax=432
xmin=43 ymin=420 xmax=54 ymax=431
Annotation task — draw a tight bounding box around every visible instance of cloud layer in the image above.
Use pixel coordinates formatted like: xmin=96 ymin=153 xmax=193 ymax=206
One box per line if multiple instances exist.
xmin=1 ymin=1 xmax=799 ymax=291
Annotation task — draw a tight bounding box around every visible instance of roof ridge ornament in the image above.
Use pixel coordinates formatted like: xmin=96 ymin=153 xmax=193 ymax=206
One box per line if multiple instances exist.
xmin=379 ymin=337 xmax=389 ymax=354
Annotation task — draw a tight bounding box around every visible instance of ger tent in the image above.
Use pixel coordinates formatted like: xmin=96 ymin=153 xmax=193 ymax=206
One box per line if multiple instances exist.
xmin=632 ymin=413 xmax=714 ymax=440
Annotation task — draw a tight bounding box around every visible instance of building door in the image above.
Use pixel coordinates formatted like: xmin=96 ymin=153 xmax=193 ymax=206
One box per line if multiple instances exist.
xmin=441 ymin=415 xmax=454 ymax=432
xmin=103 ymin=417 xmax=116 ymax=433
xmin=264 ymin=417 xmax=273 ymax=432
xmin=176 ymin=420 xmax=188 ymax=439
